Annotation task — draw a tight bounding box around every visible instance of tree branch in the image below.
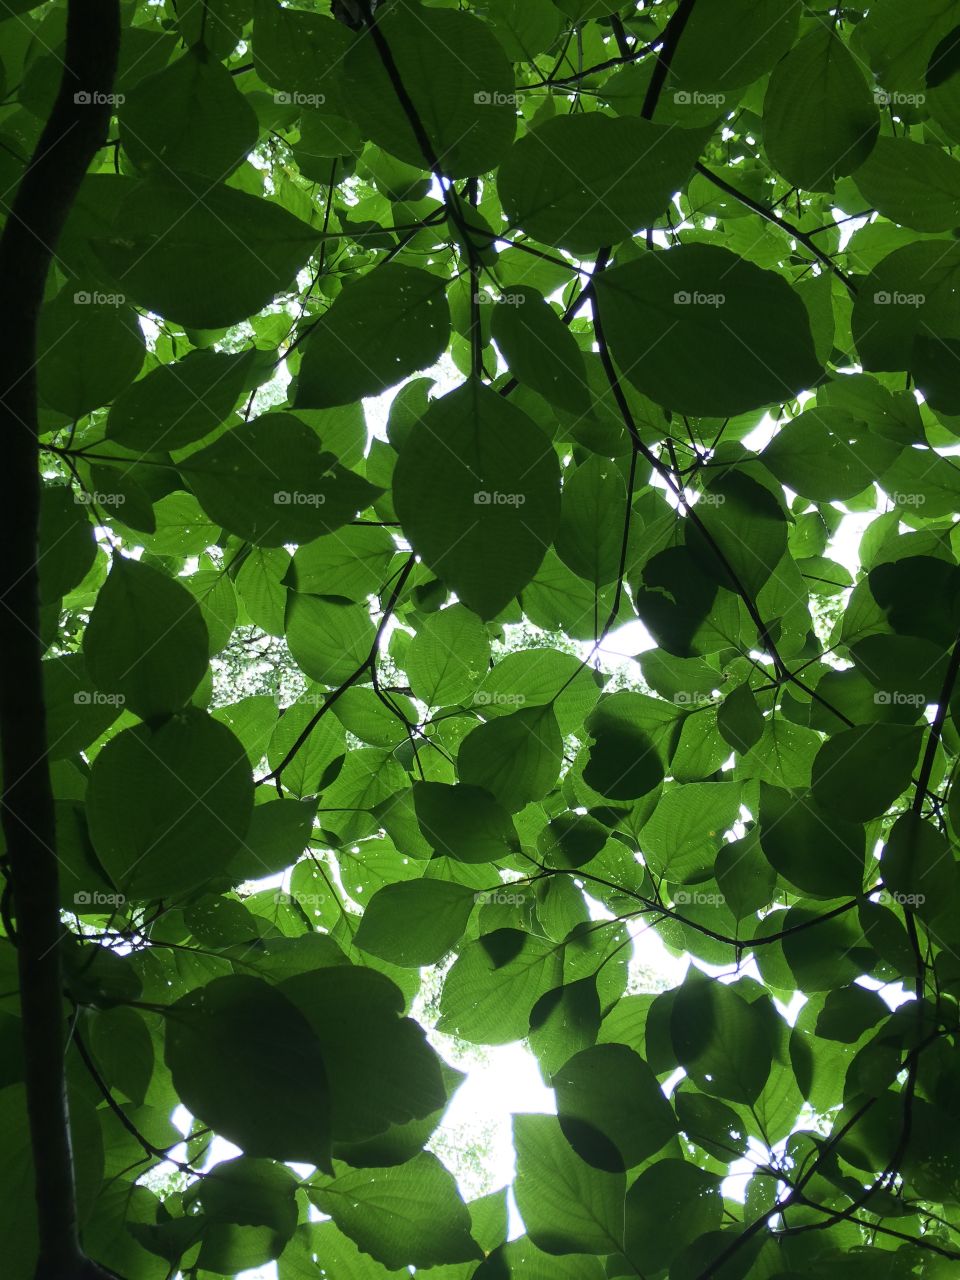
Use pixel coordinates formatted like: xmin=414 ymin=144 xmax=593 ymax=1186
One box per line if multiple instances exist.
xmin=695 ymin=161 xmax=857 ymax=295
xmin=257 ymin=556 xmax=415 ymax=786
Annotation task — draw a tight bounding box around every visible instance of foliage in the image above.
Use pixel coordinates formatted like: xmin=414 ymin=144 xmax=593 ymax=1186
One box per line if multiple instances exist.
xmin=5 ymin=0 xmax=960 ymax=1276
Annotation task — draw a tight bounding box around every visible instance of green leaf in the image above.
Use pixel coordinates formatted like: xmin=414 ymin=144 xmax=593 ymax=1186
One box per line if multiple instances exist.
xmin=43 ymin=653 xmax=121 ymax=759
xmin=354 ymin=879 xmax=476 ymax=967
xmin=280 ymin=965 xmax=446 ymax=1141
xmin=927 ymin=22 xmax=960 ymax=87
xmin=279 ymin=1221 xmax=399 ymax=1279
xmin=473 ymin=649 xmax=602 ymax=734
xmin=227 ymin=798 xmax=316 ymax=881
xmin=758 ymin=784 xmax=866 ymax=898
xmin=594 ymin=244 xmax=821 ymax=416
xmin=882 ymin=812 xmax=957 ymax=920
xmin=83 ymin=555 xmax=209 ymax=720
xmin=716 ymin=683 xmax=764 ymax=754
xmin=107 ymin=349 xmax=255 ymax=452
xmin=413 ymin=782 xmax=517 ymax=863
xmin=583 ymin=701 xmax=664 ymax=802
xmin=164 ymin=975 xmax=332 ymax=1169
xmin=332 ymin=686 xmax=416 ymax=748
xmin=330 ymin=1059 xmax=463 ymax=1171
xmin=633 ymin=546 xmax=721 ymax=658
xmin=760 ymin=407 xmax=879 ymax=502
xmin=39 ymin=486 xmax=96 ymax=604
xmin=687 ymin=470 xmax=788 ymax=600
xmin=83 ymin=464 xmax=156 ymax=534
xmin=852 ymin=135 xmax=960 ymax=231
xmin=38 ymin=286 xmax=144 ymax=418
xmin=406 ymin=604 xmax=490 ymax=706
xmin=267 ymin=700 xmax=344 ymax=799
xmin=670 ymin=0 xmax=799 ymax=90
xmin=296 ymin=265 xmax=450 ymax=408
xmin=252 ymin=0 xmax=352 ymax=104
xmin=673 ymin=1088 xmax=748 ymax=1164
xmin=489 ymin=287 xmax=590 ymax=413
xmin=439 ymin=929 xmax=562 ymax=1044
xmin=187 ymin=568 xmax=237 ymax=656
xmin=670 ymin=975 xmax=773 ymax=1104
xmin=285 ymin=593 xmax=375 ymax=684
xmin=458 ymin=704 xmax=563 ymax=812
xmin=868 ymin=555 xmax=960 ymax=648
xmin=815 ymin=986 xmax=888 ymax=1043
xmin=780 ymin=907 xmax=871 ymax=992
xmin=287 ymin=525 xmax=396 ymax=601
xmin=119 ymin=48 xmax=258 ymax=179
xmin=393 ymin=381 xmax=561 ymax=619
xmin=180 ymin=414 xmax=379 ymax=546
xmin=851 ymin=241 xmax=960 ymax=377
xmin=92 ymin=178 xmax=318 ymax=328
xmin=87 ymin=709 xmax=253 ymax=901
xmin=323 ymin=751 xmax=407 ymax=840
xmin=763 ymin=26 xmax=879 ymax=190
xmin=622 ymin=1159 xmax=722 ymax=1275
xmin=476 ymin=1238 xmax=605 ymax=1279
xmin=714 ymin=830 xmax=776 ymax=921
xmin=308 ymin=1153 xmax=481 ymax=1269
xmin=498 ymin=114 xmax=705 ymax=252
xmin=811 ymin=724 xmax=924 ymax=822
xmin=183 ymin=1157 xmax=298 ymax=1274
xmin=537 ymin=813 xmax=608 ymax=870
xmin=639 ymin=782 xmax=742 ymax=882
xmin=529 ymin=978 xmax=602 ymax=1079
xmin=487 ymin=0 xmax=561 ymax=60
xmin=555 ymin=455 xmax=627 ymax=588
xmin=89 ymin=1006 xmax=154 ymax=1108
xmin=512 ymin=1114 xmax=624 ymax=1256
xmin=553 ymin=1043 xmax=678 ymax=1173
xmin=343 ymin=1 xmax=516 ymax=178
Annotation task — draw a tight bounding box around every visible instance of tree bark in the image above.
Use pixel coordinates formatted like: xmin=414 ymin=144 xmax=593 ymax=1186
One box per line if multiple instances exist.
xmin=0 ymin=2 xmax=121 ymax=1276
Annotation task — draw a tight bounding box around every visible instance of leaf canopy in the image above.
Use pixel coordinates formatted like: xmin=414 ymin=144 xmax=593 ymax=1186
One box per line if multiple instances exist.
xmin=14 ymin=2 xmax=960 ymax=1277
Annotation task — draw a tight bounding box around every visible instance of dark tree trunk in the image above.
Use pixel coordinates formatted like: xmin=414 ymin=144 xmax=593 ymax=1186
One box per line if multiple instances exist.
xmin=0 ymin=2 xmax=121 ymax=1276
